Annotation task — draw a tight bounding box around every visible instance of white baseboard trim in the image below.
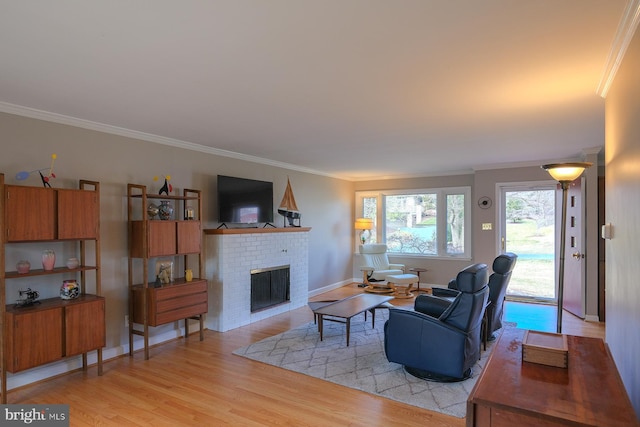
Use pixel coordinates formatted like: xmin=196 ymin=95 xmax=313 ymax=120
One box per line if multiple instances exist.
xmin=6 ymin=327 xmax=189 ymax=391
xmin=307 ymin=279 xmax=355 ymax=298
xmin=584 ymin=314 xmax=600 ymax=322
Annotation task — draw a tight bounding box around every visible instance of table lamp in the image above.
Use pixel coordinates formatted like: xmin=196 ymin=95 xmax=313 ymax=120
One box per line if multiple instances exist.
xmin=354 ymin=218 xmax=373 ymax=244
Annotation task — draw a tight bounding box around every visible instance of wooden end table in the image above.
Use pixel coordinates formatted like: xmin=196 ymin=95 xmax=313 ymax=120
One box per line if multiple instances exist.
xmin=408 ymin=267 xmax=428 ymax=293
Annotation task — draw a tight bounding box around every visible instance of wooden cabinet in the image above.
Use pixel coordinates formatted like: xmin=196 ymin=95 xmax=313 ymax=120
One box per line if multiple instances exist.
xmin=132 ymin=280 xmax=207 ymax=326
xmin=4 ymin=296 xmax=105 ymax=372
xmin=0 ymin=174 xmax=103 ymax=403
xmin=127 ymin=184 xmax=206 ymax=360
xmin=5 ymin=186 xmax=56 ymax=241
xmin=64 ymin=296 xmax=106 ymax=356
xmin=4 ymin=306 xmax=63 ymax=372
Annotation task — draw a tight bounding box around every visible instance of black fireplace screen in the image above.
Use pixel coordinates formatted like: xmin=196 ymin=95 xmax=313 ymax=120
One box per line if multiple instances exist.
xmin=250 ymin=265 xmax=290 ymax=312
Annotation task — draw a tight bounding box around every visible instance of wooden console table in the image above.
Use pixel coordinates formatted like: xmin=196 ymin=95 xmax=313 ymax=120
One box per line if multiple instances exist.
xmin=467 ymin=327 xmax=638 ymax=426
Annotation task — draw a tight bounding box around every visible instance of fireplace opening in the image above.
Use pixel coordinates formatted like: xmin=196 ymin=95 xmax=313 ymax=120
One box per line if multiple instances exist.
xmin=251 ymin=265 xmax=290 ymax=312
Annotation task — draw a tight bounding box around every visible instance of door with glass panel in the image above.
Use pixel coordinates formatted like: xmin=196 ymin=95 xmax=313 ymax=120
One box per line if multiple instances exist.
xmin=499 ymin=184 xmax=556 ymax=301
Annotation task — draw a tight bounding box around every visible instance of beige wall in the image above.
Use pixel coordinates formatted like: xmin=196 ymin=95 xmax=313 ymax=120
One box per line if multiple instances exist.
xmin=605 ymin=27 xmax=640 ymax=416
xmin=0 ymin=112 xmax=354 ymax=387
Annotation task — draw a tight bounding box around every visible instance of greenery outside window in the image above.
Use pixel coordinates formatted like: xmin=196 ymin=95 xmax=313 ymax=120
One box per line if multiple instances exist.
xmin=356 ymin=187 xmax=471 ymax=258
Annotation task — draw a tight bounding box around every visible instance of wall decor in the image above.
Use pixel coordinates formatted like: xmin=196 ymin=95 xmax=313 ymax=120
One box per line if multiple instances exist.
xmin=478 ymin=196 xmax=492 ymax=209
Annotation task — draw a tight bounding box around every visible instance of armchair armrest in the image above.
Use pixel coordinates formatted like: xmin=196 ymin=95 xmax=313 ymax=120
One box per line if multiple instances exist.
xmin=432 ymin=287 xmax=460 ymax=298
xmin=360 ymin=266 xmax=375 ymax=272
xmin=414 ymin=294 xmax=452 ymax=318
xmin=388 ymin=263 xmax=405 ymax=272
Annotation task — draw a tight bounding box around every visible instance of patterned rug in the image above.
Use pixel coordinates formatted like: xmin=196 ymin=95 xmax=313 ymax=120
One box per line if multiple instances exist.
xmin=233 ymin=309 xmax=506 ymax=418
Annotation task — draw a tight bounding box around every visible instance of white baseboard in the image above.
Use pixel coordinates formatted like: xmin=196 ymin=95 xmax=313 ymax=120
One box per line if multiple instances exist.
xmin=6 ymin=327 xmax=188 ymax=391
xmin=585 ymin=314 xmax=600 ymax=322
xmin=307 ymin=279 xmax=354 ymax=298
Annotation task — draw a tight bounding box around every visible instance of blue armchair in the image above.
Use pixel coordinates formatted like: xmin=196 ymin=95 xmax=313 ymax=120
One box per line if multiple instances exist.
xmin=383 ymin=263 xmax=489 ymax=381
xmin=486 ymin=253 xmax=517 ymax=339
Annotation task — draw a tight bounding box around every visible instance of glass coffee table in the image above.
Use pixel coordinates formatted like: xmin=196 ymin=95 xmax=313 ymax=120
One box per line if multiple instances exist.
xmin=310 ymin=294 xmax=394 ymax=346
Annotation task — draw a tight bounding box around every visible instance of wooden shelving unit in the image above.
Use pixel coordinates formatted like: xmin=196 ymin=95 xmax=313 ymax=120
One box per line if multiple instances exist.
xmin=127 ymin=183 xmax=206 ymax=360
xmin=0 ymin=173 xmax=104 ymax=403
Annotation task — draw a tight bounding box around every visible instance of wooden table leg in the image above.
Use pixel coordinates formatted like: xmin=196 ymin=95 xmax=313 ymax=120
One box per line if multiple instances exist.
xmin=346 ymin=318 xmax=350 ymax=346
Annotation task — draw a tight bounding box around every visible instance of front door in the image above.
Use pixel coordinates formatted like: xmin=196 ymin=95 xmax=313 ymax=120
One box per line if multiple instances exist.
xmin=562 ymin=178 xmax=586 ymax=318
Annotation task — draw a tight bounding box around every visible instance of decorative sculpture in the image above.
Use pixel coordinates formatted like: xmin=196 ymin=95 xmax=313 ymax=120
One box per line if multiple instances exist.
xmin=15 ymin=153 xmax=57 ymax=187
xmin=16 ymin=288 xmax=40 ymax=307
xmin=154 ymin=175 xmax=172 ymax=195
xmin=277 ymin=177 xmax=301 ymax=227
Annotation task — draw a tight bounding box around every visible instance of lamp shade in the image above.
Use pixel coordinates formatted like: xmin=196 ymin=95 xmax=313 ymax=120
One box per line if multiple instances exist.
xmin=354 ymin=218 xmax=373 ymax=230
xmin=542 ymin=162 xmax=592 ymax=183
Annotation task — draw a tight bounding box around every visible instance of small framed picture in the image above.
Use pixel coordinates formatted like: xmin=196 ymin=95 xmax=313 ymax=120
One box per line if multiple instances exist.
xmin=155 ymin=260 xmax=174 ymax=284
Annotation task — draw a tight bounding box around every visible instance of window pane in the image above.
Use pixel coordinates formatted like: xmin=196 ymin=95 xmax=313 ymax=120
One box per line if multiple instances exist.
xmin=385 ymin=194 xmax=437 ymax=254
xmin=447 ymin=194 xmax=465 ymax=254
xmin=363 ymin=197 xmax=377 ymax=243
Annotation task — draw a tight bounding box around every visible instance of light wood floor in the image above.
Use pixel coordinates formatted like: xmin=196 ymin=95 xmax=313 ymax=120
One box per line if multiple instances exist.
xmin=8 ymin=284 xmax=604 ymax=426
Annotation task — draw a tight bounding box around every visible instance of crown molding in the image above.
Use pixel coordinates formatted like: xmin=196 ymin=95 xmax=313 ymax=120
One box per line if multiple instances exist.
xmin=597 ymin=0 xmax=640 ymax=97
xmin=0 ymin=101 xmax=345 ymax=180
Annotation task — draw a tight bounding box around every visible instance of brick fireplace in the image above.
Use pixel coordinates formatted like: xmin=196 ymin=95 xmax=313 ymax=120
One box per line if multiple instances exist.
xmin=204 ymin=227 xmax=309 ymax=332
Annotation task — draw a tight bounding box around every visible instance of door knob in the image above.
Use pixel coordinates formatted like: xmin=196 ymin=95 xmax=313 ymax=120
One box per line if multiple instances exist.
xmin=572 ymin=252 xmax=583 ymax=259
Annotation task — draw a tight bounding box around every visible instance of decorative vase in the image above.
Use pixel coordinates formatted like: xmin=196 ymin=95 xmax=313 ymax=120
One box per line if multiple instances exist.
xmin=158 ymin=200 xmax=174 ymax=220
xmin=185 ymin=269 xmax=193 ymax=282
xmin=147 ymin=203 xmax=159 ymax=219
xmin=42 ymin=250 xmax=56 ymax=271
xmin=60 ymin=279 xmax=80 ymax=300
xmin=16 ymin=260 xmax=31 ymax=274
xmin=66 ymin=257 xmax=80 ymax=269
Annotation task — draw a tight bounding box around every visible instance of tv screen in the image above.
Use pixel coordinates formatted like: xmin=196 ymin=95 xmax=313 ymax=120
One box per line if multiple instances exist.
xmin=217 ymin=175 xmax=274 ymax=224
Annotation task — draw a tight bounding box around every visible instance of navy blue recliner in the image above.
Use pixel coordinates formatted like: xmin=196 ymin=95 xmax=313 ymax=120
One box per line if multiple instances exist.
xmin=383 ymin=263 xmax=489 ymax=382
xmin=485 ymin=253 xmax=517 ymax=339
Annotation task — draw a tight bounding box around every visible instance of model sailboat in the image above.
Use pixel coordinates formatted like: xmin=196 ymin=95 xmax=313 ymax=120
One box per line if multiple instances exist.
xmin=277 ymin=178 xmax=301 ymax=227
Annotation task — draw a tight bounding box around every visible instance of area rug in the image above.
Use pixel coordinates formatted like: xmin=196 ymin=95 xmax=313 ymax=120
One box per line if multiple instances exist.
xmin=233 ymin=309 xmax=508 ymax=418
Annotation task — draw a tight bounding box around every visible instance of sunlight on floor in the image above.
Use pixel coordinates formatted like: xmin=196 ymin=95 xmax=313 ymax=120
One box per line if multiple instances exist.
xmin=504 ymin=301 xmax=557 ymax=333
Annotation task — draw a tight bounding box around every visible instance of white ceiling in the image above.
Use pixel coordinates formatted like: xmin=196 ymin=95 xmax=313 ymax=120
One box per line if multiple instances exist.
xmin=0 ymin=1 xmax=633 ymax=180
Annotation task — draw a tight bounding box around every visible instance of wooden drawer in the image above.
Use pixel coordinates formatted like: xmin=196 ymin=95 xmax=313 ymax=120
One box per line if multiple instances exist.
xmin=133 ymin=279 xmax=208 ymax=327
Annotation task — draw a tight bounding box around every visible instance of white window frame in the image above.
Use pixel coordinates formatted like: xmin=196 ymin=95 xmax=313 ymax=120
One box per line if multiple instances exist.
xmin=355 ymin=186 xmax=472 ymax=258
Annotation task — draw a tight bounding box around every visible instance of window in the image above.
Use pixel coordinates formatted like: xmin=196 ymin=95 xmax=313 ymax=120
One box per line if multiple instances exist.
xmin=356 ymin=187 xmax=471 ymax=258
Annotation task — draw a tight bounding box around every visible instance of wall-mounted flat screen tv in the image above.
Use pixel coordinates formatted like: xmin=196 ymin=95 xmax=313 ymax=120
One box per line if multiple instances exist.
xmin=217 ymin=175 xmax=274 ymax=224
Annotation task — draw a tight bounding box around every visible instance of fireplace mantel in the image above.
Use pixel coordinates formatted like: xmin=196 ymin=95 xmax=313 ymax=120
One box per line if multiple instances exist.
xmin=205 ymin=228 xmax=310 ymax=331
xmin=204 ymin=227 xmax=311 ymax=235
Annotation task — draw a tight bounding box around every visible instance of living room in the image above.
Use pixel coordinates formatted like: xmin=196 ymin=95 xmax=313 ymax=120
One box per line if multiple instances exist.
xmin=1 ymin=1 xmax=639 ymax=424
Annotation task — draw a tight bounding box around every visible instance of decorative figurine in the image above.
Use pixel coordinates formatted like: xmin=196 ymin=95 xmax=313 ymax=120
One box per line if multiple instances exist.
xmin=16 ymin=288 xmax=40 ymax=307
